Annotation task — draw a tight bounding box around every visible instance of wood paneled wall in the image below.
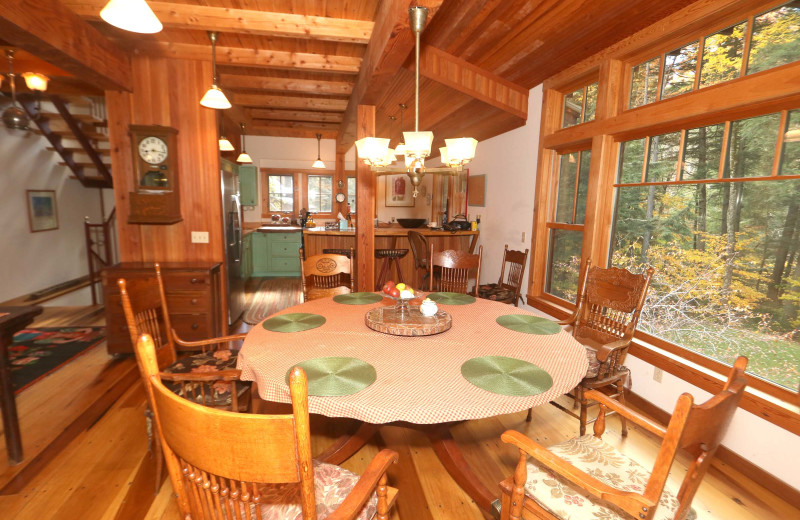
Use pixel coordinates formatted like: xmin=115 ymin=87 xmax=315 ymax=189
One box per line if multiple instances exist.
xmin=106 ymin=55 xmax=223 ymax=265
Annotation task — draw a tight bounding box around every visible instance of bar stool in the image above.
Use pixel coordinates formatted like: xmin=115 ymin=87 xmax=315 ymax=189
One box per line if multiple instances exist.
xmin=375 ymin=248 xmax=408 ymax=290
xmin=323 ymin=248 xmax=353 ymax=258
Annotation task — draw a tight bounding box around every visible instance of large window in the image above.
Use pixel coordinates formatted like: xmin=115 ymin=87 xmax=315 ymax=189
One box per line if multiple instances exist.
xmin=307 ymin=175 xmax=333 ymax=214
xmin=611 ymin=111 xmax=800 ymax=390
xmin=267 ymin=175 xmax=294 ymax=213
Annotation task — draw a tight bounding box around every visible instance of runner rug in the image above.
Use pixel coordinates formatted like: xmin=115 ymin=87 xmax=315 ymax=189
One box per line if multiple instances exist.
xmin=9 ymin=326 xmax=106 ymax=394
xmin=242 ymin=277 xmax=303 ymax=325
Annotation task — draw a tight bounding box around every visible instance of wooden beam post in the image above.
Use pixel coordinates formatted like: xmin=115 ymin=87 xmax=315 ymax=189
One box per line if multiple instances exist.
xmin=355 ymin=105 xmax=376 ymax=292
xmin=0 ymin=0 xmax=132 ymax=91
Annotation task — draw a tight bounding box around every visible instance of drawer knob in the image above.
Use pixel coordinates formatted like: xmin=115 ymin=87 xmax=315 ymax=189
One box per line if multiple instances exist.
xmin=191 ymin=278 xmax=199 ymax=284
xmin=191 ymin=323 xmax=199 ymax=330
xmin=191 ymin=298 xmax=198 ymax=305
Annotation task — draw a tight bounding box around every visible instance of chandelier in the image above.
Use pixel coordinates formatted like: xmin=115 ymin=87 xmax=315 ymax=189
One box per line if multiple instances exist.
xmin=355 ymin=6 xmax=477 ymax=197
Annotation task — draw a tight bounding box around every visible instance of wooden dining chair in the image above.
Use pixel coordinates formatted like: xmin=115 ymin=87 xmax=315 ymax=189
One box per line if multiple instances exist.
xmin=407 ymin=230 xmax=430 ymax=288
xmin=300 ymin=247 xmax=355 ymax=301
xmin=119 ymin=264 xmax=249 ymax=490
xmin=428 ymin=245 xmax=483 ymax=296
xmin=478 ymin=245 xmax=529 ymax=306
xmin=137 ymin=333 xmax=400 ymax=520
xmin=501 ymin=357 xmax=748 ymax=520
xmin=532 ymin=259 xmax=654 ymax=437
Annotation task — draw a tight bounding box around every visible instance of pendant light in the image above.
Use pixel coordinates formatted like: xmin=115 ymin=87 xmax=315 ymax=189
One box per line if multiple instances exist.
xmin=2 ymin=50 xmax=29 ymax=131
xmin=395 ymin=104 xmax=407 ymax=156
xmin=218 ymin=114 xmax=234 ymax=151
xmin=200 ymin=32 xmax=231 ymax=109
xmin=237 ymin=122 xmax=252 ymax=163
xmin=312 ymin=133 xmax=326 ymax=169
xmin=100 ymin=0 xmax=162 ymax=34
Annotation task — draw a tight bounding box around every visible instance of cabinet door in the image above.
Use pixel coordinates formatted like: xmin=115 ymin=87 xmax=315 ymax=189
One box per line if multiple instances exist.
xmin=242 ymin=233 xmax=253 ymax=279
xmin=239 ymin=165 xmax=258 ymax=206
xmin=251 ymin=233 xmax=271 ymax=275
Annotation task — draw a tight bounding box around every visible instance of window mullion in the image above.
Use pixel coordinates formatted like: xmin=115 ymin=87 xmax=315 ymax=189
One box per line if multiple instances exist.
xmin=676 ymin=130 xmax=687 ymax=181
xmin=655 ymin=53 xmax=665 ymax=103
xmin=693 ymin=37 xmax=705 ymax=90
xmin=740 ymin=16 xmax=755 ymax=77
xmin=772 ymin=110 xmax=788 ymax=177
xmin=572 ymin=151 xmax=581 ymax=223
xmin=718 ymin=121 xmax=732 ymax=179
xmin=641 ymin=135 xmax=651 ymax=183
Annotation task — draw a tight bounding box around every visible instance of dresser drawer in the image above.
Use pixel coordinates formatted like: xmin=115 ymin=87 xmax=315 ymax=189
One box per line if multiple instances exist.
xmin=271 ymin=242 xmax=301 ymax=258
xmin=170 ymin=314 xmax=212 ymax=340
xmin=162 ymin=272 xmax=212 ymax=290
xmin=165 ymin=292 xmax=210 ymax=313
xmin=268 ymin=256 xmax=301 ymax=272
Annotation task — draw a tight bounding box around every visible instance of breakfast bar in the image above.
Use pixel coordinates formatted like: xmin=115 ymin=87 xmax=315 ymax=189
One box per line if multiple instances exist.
xmin=303 ymin=227 xmax=479 ymax=287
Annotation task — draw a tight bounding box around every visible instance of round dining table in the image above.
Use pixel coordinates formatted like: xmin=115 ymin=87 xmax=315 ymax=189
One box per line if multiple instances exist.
xmin=238 ymin=294 xmax=588 ymax=516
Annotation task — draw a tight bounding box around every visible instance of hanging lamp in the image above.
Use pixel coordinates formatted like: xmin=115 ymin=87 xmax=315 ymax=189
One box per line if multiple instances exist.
xmin=237 ymin=122 xmax=252 ymax=163
xmin=100 ymin=0 xmax=162 ymax=34
xmin=312 ymin=133 xmax=326 ymax=168
xmin=2 ymin=50 xmax=29 ymax=131
xmin=218 ymin=115 xmax=234 ymax=151
xmin=395 ymin=104 xmax=407 ymax=156
xmin=200 ymin=32 xmax=232 ymax=109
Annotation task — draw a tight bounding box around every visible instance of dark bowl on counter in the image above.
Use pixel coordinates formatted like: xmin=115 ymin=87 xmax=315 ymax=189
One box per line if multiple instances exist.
xmin=397 ymin=218 xmax=427 ymax=228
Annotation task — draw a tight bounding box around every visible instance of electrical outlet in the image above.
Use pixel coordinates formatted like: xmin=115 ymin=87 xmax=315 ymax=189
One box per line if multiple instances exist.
xmin=653 ymin=367 xmax=664 ymax=383
xmin=521 ymin=231 xmax=526 ymax=242
xmin=191 ymin=231 xmax=209 ymax=244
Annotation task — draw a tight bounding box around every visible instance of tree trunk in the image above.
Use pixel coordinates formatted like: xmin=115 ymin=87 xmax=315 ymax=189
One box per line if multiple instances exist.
xmin=767 ymin=188 xmax=800 ymax=300
xmin=694 ymin=126 xmax=708 ymax=251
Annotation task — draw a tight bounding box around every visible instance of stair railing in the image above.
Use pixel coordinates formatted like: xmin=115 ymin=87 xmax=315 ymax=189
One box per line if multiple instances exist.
xmin=85 ymin=208 xmax=118 ymax=305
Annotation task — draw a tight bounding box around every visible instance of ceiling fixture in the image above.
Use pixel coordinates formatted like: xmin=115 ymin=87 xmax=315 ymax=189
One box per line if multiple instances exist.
xmin=100 ymin=0 xmax=163 ymax=34
xmin=237 ymin=122 xmax=252 ymax=163
xmin=2 ymin=50 xmax=29 ymax=131
xmin=200 ymin=32 xmax=231 ymax=110
xmin=21 ymin=72 xmax=49 ymax=92
xmin=312 ymin=133 xmax=326 ymax=169
xmin=218 ymin=115 xmax=234 ymax=151
xmin=395 ymin=104 xmax=407 ymax=156
xmin=355 ymin=7 xmax=477 ymax=197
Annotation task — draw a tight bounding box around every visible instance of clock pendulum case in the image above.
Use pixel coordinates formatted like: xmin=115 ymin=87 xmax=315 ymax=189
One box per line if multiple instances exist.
xmin=127 ymin=125 xmax=183 ymax=224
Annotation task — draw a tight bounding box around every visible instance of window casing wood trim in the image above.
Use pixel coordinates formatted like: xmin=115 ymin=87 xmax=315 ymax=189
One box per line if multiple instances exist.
xmin=528 ymin=0 xmax=800 ymax=427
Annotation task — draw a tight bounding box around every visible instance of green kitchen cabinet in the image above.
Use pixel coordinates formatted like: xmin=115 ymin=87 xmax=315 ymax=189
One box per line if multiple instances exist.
xmin=250 ymin=231 xmax=301 ymax=276
xmin=242 ymin=233 xmax=253 ymax=279
xmin=239 ymin=165 xmax=258 ymax=206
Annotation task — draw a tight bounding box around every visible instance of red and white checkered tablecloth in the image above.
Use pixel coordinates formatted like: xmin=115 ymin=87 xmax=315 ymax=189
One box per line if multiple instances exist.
xmin=238 ymin=296 xmax=588 ymax=425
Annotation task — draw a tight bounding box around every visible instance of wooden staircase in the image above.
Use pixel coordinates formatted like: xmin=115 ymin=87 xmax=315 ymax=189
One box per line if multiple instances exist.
xmin=20 ymin=94 xmax=112 ymax=189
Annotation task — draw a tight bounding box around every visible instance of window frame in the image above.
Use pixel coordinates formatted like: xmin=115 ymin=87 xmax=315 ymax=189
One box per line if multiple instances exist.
xmin=265 ymin=173 xmax=296 ymax=216
xmin=528 ymin=0 xmax=800 ymax=431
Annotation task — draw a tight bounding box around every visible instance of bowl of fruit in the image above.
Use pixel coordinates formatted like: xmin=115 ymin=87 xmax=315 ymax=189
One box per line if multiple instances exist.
xmin=381 ymin=281 xmax=418 ymax=314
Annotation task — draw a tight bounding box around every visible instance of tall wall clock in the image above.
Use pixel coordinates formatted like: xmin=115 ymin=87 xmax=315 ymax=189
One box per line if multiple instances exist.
xmin=127 ymin=125 xmax=183 ymax=224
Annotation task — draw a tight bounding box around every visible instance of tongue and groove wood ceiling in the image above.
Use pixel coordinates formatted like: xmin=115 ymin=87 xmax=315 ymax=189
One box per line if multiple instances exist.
xmin=7 ymin=0 xmax=700 ymax=151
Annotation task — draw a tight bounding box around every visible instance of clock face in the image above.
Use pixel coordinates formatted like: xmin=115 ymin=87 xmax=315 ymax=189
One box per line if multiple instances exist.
xmin=138 ymin=136 xmax=168 ymax=165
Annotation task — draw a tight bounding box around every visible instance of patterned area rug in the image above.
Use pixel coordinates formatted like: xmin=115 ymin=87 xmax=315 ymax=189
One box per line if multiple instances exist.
xmin=242 ymin=277 xmax=303 ymax=325
xmin=9 ymin=326 xmax=106 ymax=394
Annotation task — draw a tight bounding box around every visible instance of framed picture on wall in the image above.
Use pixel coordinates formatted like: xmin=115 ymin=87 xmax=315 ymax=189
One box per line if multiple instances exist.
xmin=26 ymin=190 xmax=59 ymax=232
xmin=467 ymin=174 xmax=486 ymax=207
xmin=385 ymin=174 xmax=415 ymax=207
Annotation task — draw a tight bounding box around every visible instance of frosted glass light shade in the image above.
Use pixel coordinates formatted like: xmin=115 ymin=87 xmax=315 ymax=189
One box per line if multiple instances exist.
xmin=200 ymin=85 xmax=232 ymax=109
xmin=100 ymin=0 xmax=163 ymax=34
xmin=439 ymin=146 xmax=450 ymax=166
xmin=237 ymin=152 xmax=253 ymax=163
xmin=355 ymin=137 xmax=390 ymax=166
xmin=312 ymin=159 xmax=326 ymax=169
xmin=21 ymin=72 xmax=49 ymax=92
xmin=445 ymin=137 xmax=477 ymax=164
xmin=403 ymin=131 xmax=434 ymax=158
xmin=395 ymin=142 xmax=406 ymax=155
xmin=218 ymin=136 xmax=234 ymax=151
xmin=405 ymin=155 xmax=424 ymax=169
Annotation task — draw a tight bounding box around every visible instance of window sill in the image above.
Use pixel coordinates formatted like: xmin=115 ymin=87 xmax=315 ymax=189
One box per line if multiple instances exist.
xmin=525 ymin=294 xmax=800 ymax=436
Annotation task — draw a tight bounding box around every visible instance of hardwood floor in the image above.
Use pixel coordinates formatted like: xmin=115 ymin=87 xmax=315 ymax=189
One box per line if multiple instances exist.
xmin=0 ymin=299 xmax=797 ymax=519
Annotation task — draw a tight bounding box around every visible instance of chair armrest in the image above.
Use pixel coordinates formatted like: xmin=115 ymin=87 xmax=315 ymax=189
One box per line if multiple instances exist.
xmin=158 ymin=369 xmax=242 ymax=383
xmin=500 ymin=430 xmax=656 ymax=515
xmin=172 ymin=329 xmax=247 ymax=350
xmin=326 ymin=449 xmax=399 ymax=520
xmin=584 ymin=390 xmax=667 ymax=438
xmin=594 ymin=338 xmax=631 ymax=362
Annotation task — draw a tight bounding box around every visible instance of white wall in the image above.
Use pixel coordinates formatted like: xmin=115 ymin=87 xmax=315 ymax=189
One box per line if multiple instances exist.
xmin=466 ymin=84 xmax=799 ymax=490
xmin=0 ymin=125 xmax=106 ymax=304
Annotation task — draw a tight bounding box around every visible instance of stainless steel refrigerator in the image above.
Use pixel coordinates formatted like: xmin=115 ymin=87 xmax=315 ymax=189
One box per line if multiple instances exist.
xmin=221 ymin=158 xmax=245 ymax=324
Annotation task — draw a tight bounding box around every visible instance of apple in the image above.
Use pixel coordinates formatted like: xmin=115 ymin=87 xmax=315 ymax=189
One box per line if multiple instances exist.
xmin=382 ymin=283 xmax=392 ymax=294
xmin=389 ymin=287 xmax=400 ymax=298
xmin=385 ymin=280 xmax=395 ymax=289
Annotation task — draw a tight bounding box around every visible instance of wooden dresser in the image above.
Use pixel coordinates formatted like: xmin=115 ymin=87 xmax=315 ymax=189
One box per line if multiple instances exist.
xmin=102 ymin=262 xmax=223 ymax=355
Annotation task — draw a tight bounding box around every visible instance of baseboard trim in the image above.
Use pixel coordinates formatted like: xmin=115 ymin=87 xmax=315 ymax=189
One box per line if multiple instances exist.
xmin=624 ymin=390 xmax=800 ymax=510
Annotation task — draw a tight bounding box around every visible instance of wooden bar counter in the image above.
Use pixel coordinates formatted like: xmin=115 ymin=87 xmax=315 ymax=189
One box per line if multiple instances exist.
xmin=303 ymin=226 xmax=479 ymax=288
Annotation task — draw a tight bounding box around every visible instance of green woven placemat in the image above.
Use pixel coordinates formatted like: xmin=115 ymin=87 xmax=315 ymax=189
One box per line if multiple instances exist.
xmin=461 ymin=356 xmax=553 ymax=396
xmin=427 ymin=292 xmax=476 ymax=305
xmin=496 ymin=314 xmax=561 ymax=335
xmin=286 ymin=357 xmax=377 ymax=396
xmin=333 ymin=292 xmax=384 ymax=305
xmin=262 ymin=313 xmax=326 ymax=333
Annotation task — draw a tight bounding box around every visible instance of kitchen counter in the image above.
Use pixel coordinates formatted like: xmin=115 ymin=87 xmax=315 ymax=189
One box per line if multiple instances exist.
xmin=304 ymin=227 xmax=479 ymax=238
xmin=255 ymin=225 xmax=303 ymax=233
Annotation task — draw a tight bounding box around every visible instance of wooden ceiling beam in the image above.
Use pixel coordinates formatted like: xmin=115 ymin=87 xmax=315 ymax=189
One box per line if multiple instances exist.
xmin=250 ymin=120 xmax=340 ymax=131
xmin=0 ymin=0 xmax=131 ymax=91
xmin=137 ymin=42 xmax=361 ymax=74
xmin=417 ymin=46 xmax=528 ymax=120
xmin=337 ymin=0 xmax=444 ymax=154
xmin=247 ymin=109 xmax=343 ymax=123
xmin=234 ymin=93 xmax=348 ymax=111
xmin=63 ymin=1 xmax=374 ymax=44
xmin=220 ymin=74 xmax=353 ymax=96
xmin=249 ymin=126 xmax=338 ymax=139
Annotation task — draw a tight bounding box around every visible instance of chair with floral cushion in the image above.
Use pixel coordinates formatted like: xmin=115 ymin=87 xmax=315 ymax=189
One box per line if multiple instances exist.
xmin=478 ymin=244 xmax=529 ymax=306
xmin=118 ymin=263 xmax=249 ymax=491
xmin=136 ymin=333 xmax=400 ymax=520
xmin=500 ymin=357 xmax=747 ymax=520
xmin=530 ymin=259 xmax=654 ymax=437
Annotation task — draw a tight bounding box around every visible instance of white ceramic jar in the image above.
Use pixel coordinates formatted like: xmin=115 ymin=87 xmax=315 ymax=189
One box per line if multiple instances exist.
xmin=420 ymin=298 xmax=438 ymax=317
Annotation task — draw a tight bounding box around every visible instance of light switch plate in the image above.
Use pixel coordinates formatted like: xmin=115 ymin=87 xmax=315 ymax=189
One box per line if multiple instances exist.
xmin=191 ymin=231 xmax=209 ymax=244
